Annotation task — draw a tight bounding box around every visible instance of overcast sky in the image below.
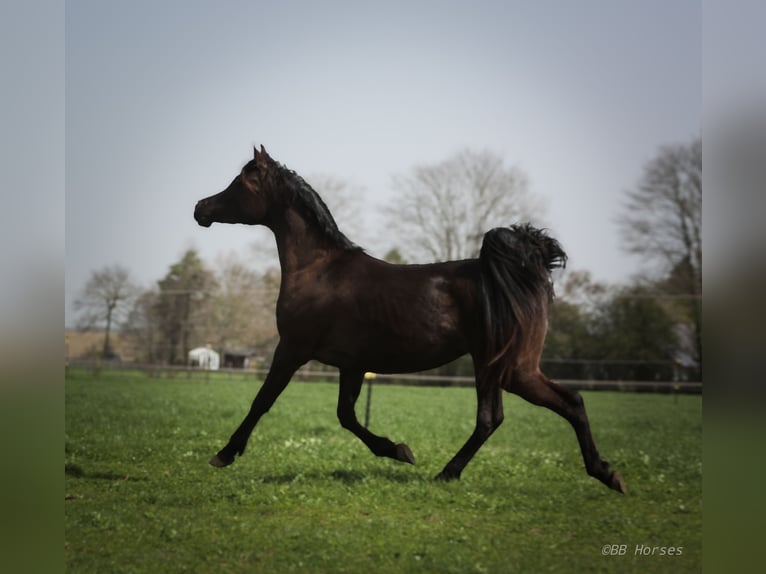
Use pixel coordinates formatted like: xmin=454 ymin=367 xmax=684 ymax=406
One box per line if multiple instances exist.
xmin=65 ymin=0 xmax=700 ymax=326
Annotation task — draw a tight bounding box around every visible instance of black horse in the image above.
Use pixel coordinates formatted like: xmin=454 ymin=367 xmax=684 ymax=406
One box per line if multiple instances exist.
xmin=194 ymin=146 xmax=626 ymax=493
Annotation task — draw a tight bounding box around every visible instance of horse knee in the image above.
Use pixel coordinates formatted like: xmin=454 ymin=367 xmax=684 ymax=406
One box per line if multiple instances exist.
xmin=337 ymin=407 xmax=356 ymax=430
xmin=338 ymin=416 xmax=355 ymax=431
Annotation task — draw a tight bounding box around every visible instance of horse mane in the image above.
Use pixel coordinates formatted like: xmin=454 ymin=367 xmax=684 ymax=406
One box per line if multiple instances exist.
xmin=244 ymin=159 xmax=360 ymax=251
xmin=286 ymin=171 xmax=361 ymax=250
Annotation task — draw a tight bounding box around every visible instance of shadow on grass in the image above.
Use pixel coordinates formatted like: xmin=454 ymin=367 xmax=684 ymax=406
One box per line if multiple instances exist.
xmin=65 ymin=463 xmax=147 ymax=482
xmin=253 ymin=466 xmax=425 ymax=485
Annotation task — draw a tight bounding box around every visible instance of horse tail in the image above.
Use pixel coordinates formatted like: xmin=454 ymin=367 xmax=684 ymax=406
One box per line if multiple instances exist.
xmin=478 ymin=223 xmax=567 ymax=376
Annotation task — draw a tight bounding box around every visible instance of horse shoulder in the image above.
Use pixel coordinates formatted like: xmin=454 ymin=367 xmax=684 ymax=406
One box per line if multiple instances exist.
xmin=276 ymin=250 xmax=364 ymax=321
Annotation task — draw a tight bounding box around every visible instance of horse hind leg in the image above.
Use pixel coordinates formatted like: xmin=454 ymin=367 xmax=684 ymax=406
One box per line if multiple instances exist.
xmin=337 ymin=369 xmax=415 ymax=465
xmin=506 ymin=371 xmax=627 ymax=494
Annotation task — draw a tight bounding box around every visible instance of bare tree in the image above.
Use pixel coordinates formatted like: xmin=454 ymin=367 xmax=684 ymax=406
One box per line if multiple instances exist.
xmin=122 ymin=288 xmax=160 ymax=363
xmin=210 ymin=253 xmax=278 ymax=355
xmin=619 ymin=138 xmax=701 ymax=283
xmin=618 ymin=137 xmax=702 ymax=365
xmin=154 ymin=250 xmax=217 ymax=364
xmin=121 ymin=253 xmax=281 ymax=365
xmin=386 ymin=149 xmax=544 ymax=262
xmin=305 ymin=173 xmax=366 ymax=243
xmin=74 ymin=264 xmax=137 ymax=358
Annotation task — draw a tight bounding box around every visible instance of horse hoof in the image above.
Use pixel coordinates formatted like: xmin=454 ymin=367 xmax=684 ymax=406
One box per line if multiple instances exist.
xmin=395 ymin=443 xmax=416 ymax=465
xmin=610 ymin=470 xmax=627 ymax=494
xmin=209 ymin=452 xmax=234 ymax=468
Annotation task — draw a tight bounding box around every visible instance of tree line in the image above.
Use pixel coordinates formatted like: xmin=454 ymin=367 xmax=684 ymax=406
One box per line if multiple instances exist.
xmin=73 ymin=138 xmax=701 ymax=381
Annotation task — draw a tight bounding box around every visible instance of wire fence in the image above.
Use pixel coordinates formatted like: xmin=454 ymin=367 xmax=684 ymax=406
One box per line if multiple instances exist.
xmin=66 ymin=359 xmax=702 ymax=395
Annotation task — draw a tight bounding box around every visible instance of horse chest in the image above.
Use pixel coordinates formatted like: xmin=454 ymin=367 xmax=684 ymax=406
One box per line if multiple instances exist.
xmin=275 ymin=282 xmax=341 ymax=335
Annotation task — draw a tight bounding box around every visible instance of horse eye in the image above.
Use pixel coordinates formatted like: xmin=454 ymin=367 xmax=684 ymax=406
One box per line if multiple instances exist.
xmin=241 ymin=173 xmax=259 ymax=191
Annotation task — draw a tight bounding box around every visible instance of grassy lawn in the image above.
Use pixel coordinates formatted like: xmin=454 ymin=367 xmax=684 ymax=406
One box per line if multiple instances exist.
xmin=65 ymin=368 xmax=701 ymax=573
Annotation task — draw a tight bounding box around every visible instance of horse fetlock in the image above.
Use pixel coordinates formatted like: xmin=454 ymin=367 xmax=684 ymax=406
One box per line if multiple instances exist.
xmin=585 ymin=458 xmax=611 ymax=481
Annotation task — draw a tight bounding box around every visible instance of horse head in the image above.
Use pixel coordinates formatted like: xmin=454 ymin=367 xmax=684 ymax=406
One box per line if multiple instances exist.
xmin=194 ymin=145 xmax=280 ymax=228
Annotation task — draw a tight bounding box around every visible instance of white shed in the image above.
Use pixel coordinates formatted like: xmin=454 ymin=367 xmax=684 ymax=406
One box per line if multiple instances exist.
xmin=188 ymin=346 xmax=220 ymax=370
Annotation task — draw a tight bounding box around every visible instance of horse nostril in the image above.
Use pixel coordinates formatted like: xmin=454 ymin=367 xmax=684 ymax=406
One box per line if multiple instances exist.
xmin=194 ymin=200 xmax=213 ymax=227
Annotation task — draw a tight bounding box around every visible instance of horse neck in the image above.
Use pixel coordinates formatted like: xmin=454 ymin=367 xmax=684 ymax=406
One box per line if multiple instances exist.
xmin=269 ymin=207 xmax=343 ymax=275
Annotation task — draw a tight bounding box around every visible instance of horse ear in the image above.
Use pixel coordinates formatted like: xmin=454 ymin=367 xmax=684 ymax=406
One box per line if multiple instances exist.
xmin=255 ymin=145 xmax=274 ymax=169
xmin=253 ymin=145 xmax=258 ymax=159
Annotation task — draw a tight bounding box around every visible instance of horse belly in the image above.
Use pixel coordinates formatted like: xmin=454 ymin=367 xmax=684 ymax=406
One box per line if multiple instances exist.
xmin=365 ymin=344 xmax=468 ymax=374
xmin=315 ymin=318 xmax=469 ymax=374
xmin=301 ymin=260 xmax=479 ymax=373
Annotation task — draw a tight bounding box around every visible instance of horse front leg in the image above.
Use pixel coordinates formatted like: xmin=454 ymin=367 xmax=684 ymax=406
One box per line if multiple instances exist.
xmin=337 ymin=369 xmax=415 ymax=464
xmin=210 ymin=343 xmax=304 ymax=467
xmin=436 ymin=374 xmax=504 ymax=481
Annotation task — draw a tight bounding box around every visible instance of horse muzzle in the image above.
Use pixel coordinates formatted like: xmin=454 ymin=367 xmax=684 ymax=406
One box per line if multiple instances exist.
xmin=194 ymin=200 xmax=214 ymax=227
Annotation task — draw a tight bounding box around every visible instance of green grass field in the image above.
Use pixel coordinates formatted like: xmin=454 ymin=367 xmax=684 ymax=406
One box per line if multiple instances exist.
xmin=65 ymin=368 xmax=701 ymax=573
